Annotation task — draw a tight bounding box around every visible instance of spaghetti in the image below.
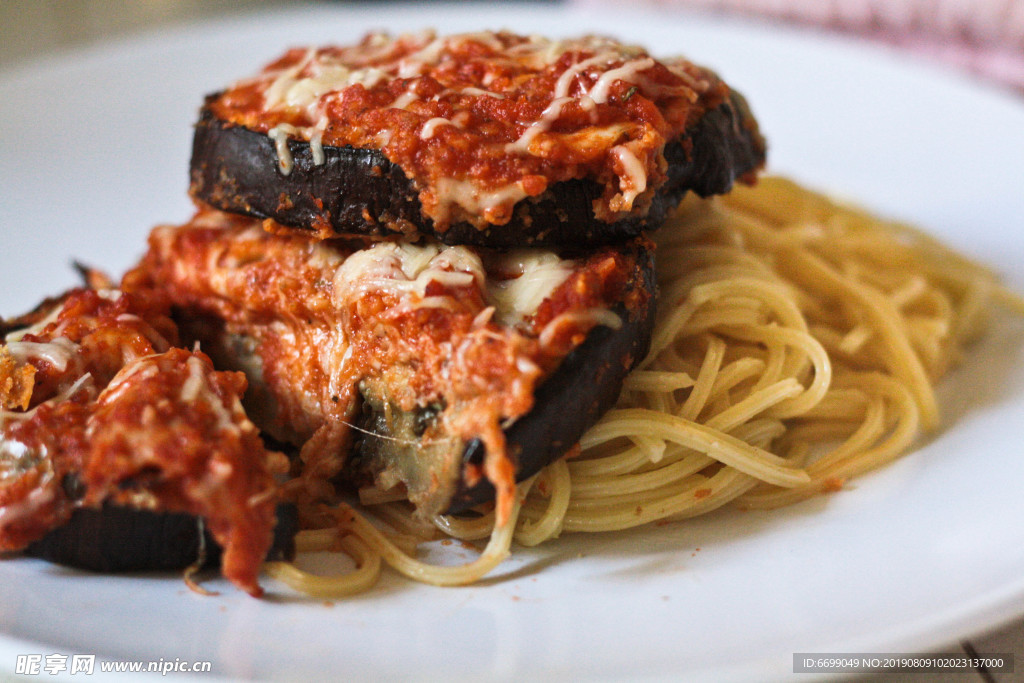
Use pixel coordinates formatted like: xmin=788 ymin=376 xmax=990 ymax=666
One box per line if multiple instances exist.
xmin=262 ymin=176 xmax=1024 ymax=596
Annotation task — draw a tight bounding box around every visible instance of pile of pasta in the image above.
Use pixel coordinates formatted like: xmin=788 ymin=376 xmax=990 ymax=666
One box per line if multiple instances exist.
xmin=264 ymin=177 xmax=1024 ymax=597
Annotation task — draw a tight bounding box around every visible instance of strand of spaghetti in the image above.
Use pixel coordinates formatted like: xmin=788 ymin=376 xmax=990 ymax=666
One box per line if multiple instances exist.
xmin=747 ymin=393 xmax=889 ymax=508
xmin=656 ymin=245 xmax=772 ymax=281
xmin=953 ymin=275 xmax=994 ymax=343
xmin=644 ymin=388 xmax=674 ymax=416
xmin=807 ymin=374 xmax=920 ymax=479
xmin=516 ymin=459 xmax=571 ymax=546
xmin=568 ymin=416 xmax=788 ymax=510
xmin=564 ymin=468 xmax=714 ymax=511
xmin=368 ymin=502 xmax=440 ymax=541
xmin=802 ymin=394 xmax=889 ymax=476
xmin=568 ymin=451 xmax=714 ymax=498
xmin=798 ymin=387 xmax=870 ymax=420
xmin=679 ymin=336 xmax=725 ymax=419
xmin=560 ymin=464 xmax=760 ymax=532
xmin=345 ymin=478 xmax=535 ymax=586
xmin=839 ymin=324 xmax=873 ymax=354
xmin=706 ymin=357 xmax=768 ymax=402
xmin=747 ymin=336 xmax=787 ymax=393
xmin=666 ymin=468 xmax=762 ymax=520
xmin=715 ymin=325 xmax=832 ymax=418
xmin=778 ymin=420 xmax=864 ymax=446
xmin=659 ymin=259 xmax=777 ymax=300
xmin=741 ymin=374 xmax=919 ymax=508
xmin=630 ymin=434 xmax=667 ymax=463
xmin=568 ymin=441 xmax=660 ymax=478
xmin=702 ymin=378 xmax=802 ymax=430
xmin=581 ymin=408 xmax=810 ymax=487
xmin=567 ymin=419 xmax=786 ymax=517
xmin=293 ymin=528 xmax=338 ymax=552
xmin=431 ymin=511 xmax=495 ymax=541
xmin=641 ymin=297 xmax=703 ymax=370
xmin=622 ymin=370 xmax=695 ymax=392
xmin=358 ymin=485 xmax=408 ymax=505
xmin=689 ymin=278 xmax=808 ymax=331
xmin=264 ymin=533 xmax=381 ymax=597
xmin=719 ymin=203 xmax=941 ymax=429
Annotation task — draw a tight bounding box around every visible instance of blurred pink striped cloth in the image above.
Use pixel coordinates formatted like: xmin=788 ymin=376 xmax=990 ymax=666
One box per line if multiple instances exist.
xmin=573 ymin=0 xmax=1024 ymax=93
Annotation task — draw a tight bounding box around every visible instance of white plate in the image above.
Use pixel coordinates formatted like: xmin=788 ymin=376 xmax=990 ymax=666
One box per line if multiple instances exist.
xmin=2 ymin=4 xmax=1024 ymax=681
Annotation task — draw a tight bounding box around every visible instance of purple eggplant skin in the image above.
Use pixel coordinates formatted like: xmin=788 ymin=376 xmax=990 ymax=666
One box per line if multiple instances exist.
xmin=189 ymin=90 xmax=765 ymax=248
xmin=447 ymin=240 xmax=658 ymax=512
xmin=24 ymin=503 xmax=297 ymax=573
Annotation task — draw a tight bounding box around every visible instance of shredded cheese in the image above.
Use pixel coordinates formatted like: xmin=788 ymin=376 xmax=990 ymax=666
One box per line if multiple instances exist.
xmin=486 ymin=251 xmax=576 ymax=326
xmin=420 ymin=117 xmax=456 ymax=140
xmin=611 ymin=145 xmax=648 ymax=206
xmin=267 ymin=123 xmax=298 ymax=175
xmin=4 ymin=305 xmax=64 ymax=343
xmin=587 ymin=57 xmax=656 ymax=104
xmin=538 ymin=309 xmax=623 ymax=347
xmin=432 ymin=178 xmax=529 ymax=225
xmin=331 ymin=241 xmax=583 ymax=326
xmin=5 ymin=338 xmax=79 ymax=373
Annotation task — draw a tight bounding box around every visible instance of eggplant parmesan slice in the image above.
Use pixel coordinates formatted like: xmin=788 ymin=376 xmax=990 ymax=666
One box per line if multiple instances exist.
xmin=0 ymin=289 xmax=289 ymax=595
xmin=24 ymin=503 xmax=297 ymax=574
xmin=190 ymin=30 xmax=765 ymax=247
xmin=122 ymin=208 xmax=656 ymax=521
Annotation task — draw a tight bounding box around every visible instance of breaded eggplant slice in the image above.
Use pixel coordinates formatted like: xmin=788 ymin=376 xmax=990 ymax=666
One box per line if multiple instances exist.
xmin=190 ymin=30 xmax=765 ymax=247
xmin=24 ymin=503 xmax=297 ymax=574
xmin=0 ymin=289 xmax=289 ymax=595
xmin=123 ymin=208 xmax=656 ymax=520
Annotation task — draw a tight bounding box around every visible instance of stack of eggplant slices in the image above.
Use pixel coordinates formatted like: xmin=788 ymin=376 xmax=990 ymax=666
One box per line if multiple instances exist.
xmin=0 ymin=31 xmax=764 ymax=596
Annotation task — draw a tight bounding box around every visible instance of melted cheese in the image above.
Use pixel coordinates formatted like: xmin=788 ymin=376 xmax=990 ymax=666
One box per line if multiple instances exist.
xmin=420 ymin=117 xmax=456 ymax=140
xmin=57 ymin=372 xmax=94 ymax=403
xmin=261 ymin=47 xmax=316 ymax=111
xmin=267 ymin=123 xmax=298 ymax=175
xmin=553 ymin=54 xmax=610 ymax=98
xmin=4 ymin=305 xmax=64 ymax=343
xmin=587 ymin=57 xmax=656 ymax=104
xmin=538 ymin=309 xmax=623 ymax=347
xmin=0 ymin=485 xmax=55 ymax=527
xmin=262 ymin=53 xmax=393 ymax=172
xmin=396 ymin=35 xmax=446 ymax=77
xmin=611 ymin=144 xmax=648 ymax=205
xmin=333 ymin=242 xmax=484 ymax=309
xmin=0 ymin=437 xmax=32 ymax=480
xmin=0 ymin=371 xmax=95 ymax=429
xmin=180 ymin=355 xmax=239 ymax=434
xmin=506 ymin=96 xmax=574 ymax=153
xmin=389 ymin=89 xmax=420 ymax=110
xmin=507 ymin=51 xmax=654 ymax=154
xmin=486 ymin=251 xmax=576 ymax=326
xmin=179 ymin=355 xmax=208 ymax=403
xmin=309 ymin=117 xmax=328 ymax=166
xmin=5 ymin=337 xmax=79 ymax=373
xmin=331 ymin=241 xmax=582 ymax=325
xmin=432 ymin=178 xmax=528 ymax=224
xmin=458 ymin=87 xmax=502 ymax=98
